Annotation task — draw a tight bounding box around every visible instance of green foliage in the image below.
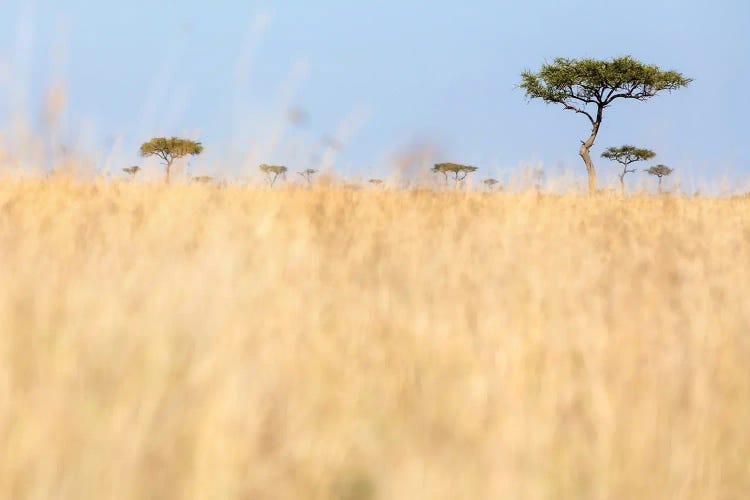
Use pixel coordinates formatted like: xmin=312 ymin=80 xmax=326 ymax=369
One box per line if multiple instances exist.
xmin=520 ymin=56 xmax=692 ymax=123
xmin=259 ymin=164 xmax=288 ymax=187
xmin=432 ymin=163 xmax=478 ymax=186
xmin=602 ymin=145 xmax=656 ymax=165
xmin=646 ymin=165 xmax=674 ymax=178
xmin=140 ymin=137 xmax=203 ymax=183
xmin=432 ymin=163 xmax=478 ymax=175
xmin=140 ymin=137 xmax=204 ymax=164
xmin=520 ymin=56 xmax=689 ymax=193
xmin=259 ymin=164 xmax=288 ymax=175
xmin=484 ymin=178 xmax=500 ymax=191
xmin=122 ymin=166 xmax=141 ymax=177
xmin=603 ymin=145 xmax=656 ymax=192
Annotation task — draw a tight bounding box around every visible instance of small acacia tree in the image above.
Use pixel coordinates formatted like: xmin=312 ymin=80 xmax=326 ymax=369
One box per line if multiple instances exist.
xmin=140 ymin=137 xmax=203 ymax=183
xmin=520 ymin=56 xmax=690 ymax=193
xmin=260 ymin=164 xmax=288 ymax=187
xmin=646 ymin=164 xmax=674 ymax=192
xmin=432 ymin=163 xmax=478 ymax=188
xmin=123 ymin=166 xmax=141 ymax=178
xmin=601 ymin=145 xmax=656 ymax=193
xmin=368 ymin=179 xmax=383 ymax=187
xmin=297 ymin=168 xmax=318 ymax=186
xmin=484 ymin=178 xmax=499 ymax=190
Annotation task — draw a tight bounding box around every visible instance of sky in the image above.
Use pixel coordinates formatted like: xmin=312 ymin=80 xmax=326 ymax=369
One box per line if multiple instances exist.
xmin=0 ymin=0 xmax=748 ymax=189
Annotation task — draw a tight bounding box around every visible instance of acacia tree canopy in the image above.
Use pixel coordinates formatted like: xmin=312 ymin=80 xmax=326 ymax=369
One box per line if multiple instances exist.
xmin=520 ymin=56 xmax=690 ymax=193
xmin=123 ymin=166 xmax=141 ymax=176
xmin=602 ymin=145 xmax=656 ymax=192
xmin=646 ymin=164 xmax=674 ymax=192
xmin=432 ymin=163 xmax=478 ymax=187
xmin=602 ymin=145 xmax=656 ymax=165
xmin=646 ymin=165 xmax=673 ymax=178
xmin=259 ymin=164 xmax=288 ymax=175
xmin=140 ymin=137 xmax=203 ymax=183
xmin=140 ymin=137 xmax=203 ymax=163
xmin=260 ymin=164 xmax=288 ymax=187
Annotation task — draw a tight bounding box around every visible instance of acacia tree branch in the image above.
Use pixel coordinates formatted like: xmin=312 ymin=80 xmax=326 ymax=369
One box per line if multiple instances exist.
xmin=560 ymin=101 xmax=595 ymax=124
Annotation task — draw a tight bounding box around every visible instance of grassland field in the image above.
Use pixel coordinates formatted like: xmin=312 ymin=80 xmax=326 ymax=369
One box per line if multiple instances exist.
xmin=1 ymin=177 xmax=749 ymax=499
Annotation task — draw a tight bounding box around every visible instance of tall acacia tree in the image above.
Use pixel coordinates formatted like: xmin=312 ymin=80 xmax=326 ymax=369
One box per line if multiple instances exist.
xmin=140 ymin=137 xmax=203 ymax=183
xmin=601 ymin=145 xmax=656 ymax=193
xmin=520 ymin=56 xmax=690 ymax=193
xmin=432 ymin=163 xmax=478 ymax=188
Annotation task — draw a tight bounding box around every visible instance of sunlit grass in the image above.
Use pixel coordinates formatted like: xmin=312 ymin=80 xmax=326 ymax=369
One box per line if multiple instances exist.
xmin=0 ymin=177 xmax=749 ymax=498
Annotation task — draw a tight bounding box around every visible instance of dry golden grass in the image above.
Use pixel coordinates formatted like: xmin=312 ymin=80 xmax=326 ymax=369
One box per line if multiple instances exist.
xmin=1 ymin=177 xmax=749 ymax=499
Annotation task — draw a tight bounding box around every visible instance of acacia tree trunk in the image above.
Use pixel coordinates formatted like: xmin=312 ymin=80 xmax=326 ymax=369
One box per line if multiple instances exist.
xmin=165 ymin=160 xmax=173 ymax=184
xmin=579 ymin=106 xmax=603 ymax=194
xmin=619 ymin=173 xmax=626 ymax=194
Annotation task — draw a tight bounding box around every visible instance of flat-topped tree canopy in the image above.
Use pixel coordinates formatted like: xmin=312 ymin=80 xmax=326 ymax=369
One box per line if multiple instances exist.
xmin=602 ymin=145 xmax=656 ymax=193
xmin=432 ymin=163 xmax=478 ymax=174
xmin=140 ymin=137 xmax=203 ymax=163
xmin=259 ymin=164 xmax=288 ymax=187
xmin=140 ymin=137 xmax=203 ymax=183
xmin=520 ymin=56 xmax=690 ymax=193
xmin=521 ymin=57 xmax=691 ymax=116
xmin=646 ymin=164 xmax=674 ymax=192
xmin=602 ymin=145 xmax=656 ymax=165
xmin=432 ymin=163 xmax=478 ymax=187
xmin=259 ymin=164 xmax=287 ymax=174
xmin=646 ymin=164 xmax=673 ymax=178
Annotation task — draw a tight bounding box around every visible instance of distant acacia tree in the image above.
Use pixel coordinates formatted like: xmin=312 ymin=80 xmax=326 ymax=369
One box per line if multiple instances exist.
xmin=368 ymin=179 xmax=383 ymax=187
xmin=483 ymin=178 xmax=499 ymax=191
xmin=123 ymin=166 xmax=141 ymax=178
xmin=646 ymin=164 xmax=674 ymax=192
xmin=432 ymin=163 xmax=478 ymax=188
xmin=297 ymin=168 xmax=318 ymax=186
xmin=192 ymin=176 xmax=213 ymax=184
xmin=601 ymin=145 xmax=656 ymax=193
xmin=260 ymin=164 xmax=288 ymax=187
xmin=140 ymin=137 xmax=203 ymax=183
xmin=520 ymin=56 xmax=690 ymax=193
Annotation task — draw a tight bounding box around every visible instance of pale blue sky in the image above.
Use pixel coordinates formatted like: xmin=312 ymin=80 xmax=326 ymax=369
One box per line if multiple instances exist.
xmin=1 ymin=0 xmax=748 ymax=189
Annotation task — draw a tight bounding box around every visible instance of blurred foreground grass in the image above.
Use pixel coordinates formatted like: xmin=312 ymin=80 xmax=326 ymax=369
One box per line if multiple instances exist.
xmin=0 ymin=178 xmax=749 ymax=499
